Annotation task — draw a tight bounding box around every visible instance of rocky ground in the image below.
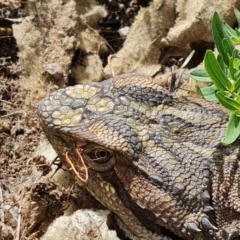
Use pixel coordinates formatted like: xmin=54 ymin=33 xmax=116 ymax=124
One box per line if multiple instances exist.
xmin=0 ymin=0 xmax=240 ymax=239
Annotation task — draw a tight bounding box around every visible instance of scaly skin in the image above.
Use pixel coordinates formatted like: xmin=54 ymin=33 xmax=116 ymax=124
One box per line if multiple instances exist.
xmin=38 ymin=73 xmax=240 ymax=240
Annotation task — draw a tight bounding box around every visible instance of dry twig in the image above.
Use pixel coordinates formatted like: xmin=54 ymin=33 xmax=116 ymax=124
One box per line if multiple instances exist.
xmin=64 ymin=148 xmax=89 ymax=183
xmin=15 ymin=206 xmax=21 ymax=240
xmin=107 ymin=54 xmax=118 ymax=77
xmin=0 ymin=184 xmax=4 ymax=222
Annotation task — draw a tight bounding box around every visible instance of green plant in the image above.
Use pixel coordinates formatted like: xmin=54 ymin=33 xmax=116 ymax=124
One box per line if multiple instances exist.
xmin=190 ymin=10 xmax=240 ymax=146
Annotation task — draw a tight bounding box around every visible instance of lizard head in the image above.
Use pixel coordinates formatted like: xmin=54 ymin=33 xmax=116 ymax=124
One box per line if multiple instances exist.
xmin=38 ymin=73 xmax=236 ymax=239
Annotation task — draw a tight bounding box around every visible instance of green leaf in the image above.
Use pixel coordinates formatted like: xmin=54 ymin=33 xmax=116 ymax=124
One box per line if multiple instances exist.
xmin=204 ymin=50 xmax=232 ymax=92
xmin=234 ymin=8 xmax=240 ymax=27
xmin=228 ymin=57 xmax=235 ymax=79
xmin=195 ymin=85 xmax=204 ymax=97
xmin=234 ymin=76 xmax=240 ymax=92
xmin=232 ymin=49 xmax=239 ymax=60
xmin=234 ymin=110 xmax=240 ymax=116
xmin=231 ymin=37 xmax=240 ymax=44
xmin=216 ymin=91 xmax=240 ymax=112
xmin=222 ymin=10 xmax=240 ymax=44
xmin=190 ymin=69 xmax=212 ymax=82
xmin=212 ymin=12 xmax=234 ymax=65
xmin=222 ymin=38 xmax=233 ymax=59
xmin=234 ymin=71 xmax=240 ymax=84
xmin=223 ymin=22 xmax=238 ymax=38
xmin=217 ymin=54 xmax=225 ymax=70
xmin=203 ymin=93 xmax=218 ymax=102
xmin=223 ymin=22 xmax=240 ymax=44
xmin=196 ymin=85 xmax=218 ymax=102
xmin=222 ymin=113 xmax=240 ymax=145
xmin=200 ymin=85 xmax=218 ymax=95
xmin=233 ymin=58 xmax=240 ymax=68
xmin=236 ymin=28 xmax=240 ymax=37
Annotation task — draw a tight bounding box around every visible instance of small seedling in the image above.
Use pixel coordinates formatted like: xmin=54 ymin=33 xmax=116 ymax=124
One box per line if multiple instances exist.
xmin=190 ymin=10 xmax=240 ymax=145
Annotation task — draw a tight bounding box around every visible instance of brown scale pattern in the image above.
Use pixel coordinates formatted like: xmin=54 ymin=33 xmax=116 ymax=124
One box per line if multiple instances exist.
xmin=38 ymin=73 xmax=240 ymax=240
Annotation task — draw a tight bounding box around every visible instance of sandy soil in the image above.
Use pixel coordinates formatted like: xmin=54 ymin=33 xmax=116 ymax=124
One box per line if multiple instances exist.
xmin=0 ymin=1 xmax=240 ymax=239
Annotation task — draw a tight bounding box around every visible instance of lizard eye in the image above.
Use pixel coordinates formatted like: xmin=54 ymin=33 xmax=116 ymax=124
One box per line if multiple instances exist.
xmin=84 ymin=148 xmax=116 ymax=172
xmin=90 ymin=149 xmax=109 ymax=160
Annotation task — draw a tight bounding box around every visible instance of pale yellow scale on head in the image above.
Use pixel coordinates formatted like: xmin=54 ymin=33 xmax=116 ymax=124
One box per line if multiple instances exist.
xmin=52 ymin=106 xmax=83 ymax=126
xmin=67 ymin=84 xmax=114 ymax=113
xmin=50 ymin=84 xmax=99 ymax=126
xmin=66 ymin=85 xmax=99 ymax=99
xmin=87 ymin=96 xmax=115 ymax=113
xmin=50 ymin=84 xmax=115 ymax=126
